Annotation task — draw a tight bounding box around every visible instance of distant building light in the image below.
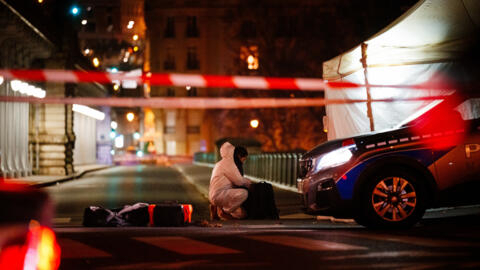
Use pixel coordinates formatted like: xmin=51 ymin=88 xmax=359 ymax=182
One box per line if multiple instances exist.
xmin=133 ymin=132 xmax=141 ymax=140
xmin=92 ymin=57 xmax=100 ymax=67
xmin=109 ymin=67 xmax=119 ymax=73
xmin=115 ymin=135 xmax=124 ymax=148
xmin=126 ymin=112 xmax=135 ymax=122
xmin=109 ymin=131 xmax=116 ymax=139
xmin=133 ymin=46 xmax=139 ymax=52
xmin=38 ymin=0 xmax=44 ymax=4
xmin=186 ymin=85 xmax=191 ymax=91
xmin=122 ymin=80 xmax=137 ymax=89
xmin=127 ymin=20 xmax=135 ymax=29
xmin=110 ymin=149 xmax=115 ymax=155
xmin=247 ymin=55 xmax=259 ymax=70
xmin=87 ymin=6 xmax=92 ymax=11
xmin=83 ymin=48 xmax=91 ymax=55
xmin=110 ymin=121 xmax=118 ymax=130
xmin=132 ymin=34 xmax=139 ymax=41
xmin=113 ymin=84 xmax=120 ymax=91
xmin=10 ymin=80 xmax=46 ymax=98
xmin=250 ymin=119 xmax=259 ymax=128
xmin=70 ymin=6 xmax=80 ymax=16
xmin=81 ymin=19 xmax=87 ymax=25
xmin=136 ymin=150 xmax=143 ymax=157
xmin=123 ymin=57 xmax=129 ymax=63
xmin=0 ymin=76 xmax=3 ymax=86
xmin=72 ymin=104 xmax=105 ymax=121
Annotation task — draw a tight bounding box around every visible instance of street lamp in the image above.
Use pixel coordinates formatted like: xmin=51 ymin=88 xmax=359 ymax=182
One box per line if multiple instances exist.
xmin=250 ymin=119 xmax=259 ymax=128
xmin=126 ymin=112 xmax=135 ymax=122
xmin=110 ymin=121 xmax=118 ymax=130
xmin=81 ymin=19 xmax=87 ymax=25
xmin=132 ymin=34 xmax=139 ymax=41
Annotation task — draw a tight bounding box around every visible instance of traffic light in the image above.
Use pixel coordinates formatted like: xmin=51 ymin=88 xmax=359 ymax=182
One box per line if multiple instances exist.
xmin=70 ymin=5 xmax=80 ymax=16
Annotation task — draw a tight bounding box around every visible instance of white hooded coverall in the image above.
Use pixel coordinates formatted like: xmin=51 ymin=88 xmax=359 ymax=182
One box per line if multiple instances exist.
xmin=209 ymin=142 xmax=249 ymax=219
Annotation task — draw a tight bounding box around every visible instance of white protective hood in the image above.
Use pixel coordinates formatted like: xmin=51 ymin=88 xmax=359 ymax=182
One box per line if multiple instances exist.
xmin=323 ymin=0 xmax=480 ymax=140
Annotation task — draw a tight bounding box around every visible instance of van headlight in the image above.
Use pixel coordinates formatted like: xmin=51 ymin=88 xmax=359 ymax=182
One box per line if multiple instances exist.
xmin=313 ymin=145 xmax=354 ymax=173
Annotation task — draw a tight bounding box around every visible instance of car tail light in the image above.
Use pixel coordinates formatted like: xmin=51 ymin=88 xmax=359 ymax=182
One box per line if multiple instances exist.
xmin=181 ymin=204 xmax=193 ymax=223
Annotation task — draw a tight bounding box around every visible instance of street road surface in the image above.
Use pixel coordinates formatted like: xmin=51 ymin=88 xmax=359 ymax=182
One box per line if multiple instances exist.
xmin=45 ymin=166 xmax=480 ymax=269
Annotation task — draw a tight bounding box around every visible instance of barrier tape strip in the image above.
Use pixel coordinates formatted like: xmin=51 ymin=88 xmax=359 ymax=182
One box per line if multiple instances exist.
xmin=0 ymin=69 xmax=452 ymax=91
xmin=0 ymin=95 xmax=450 ymax=109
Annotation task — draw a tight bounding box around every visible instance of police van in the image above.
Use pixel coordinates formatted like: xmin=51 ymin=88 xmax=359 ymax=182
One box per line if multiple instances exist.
xmin=297 ymin=96 xmax=480 ymax=228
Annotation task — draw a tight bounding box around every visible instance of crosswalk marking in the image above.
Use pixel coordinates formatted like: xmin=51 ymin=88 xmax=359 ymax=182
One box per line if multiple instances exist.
xmin=133 ymin=236 xmax=242 ymax=255
xmin=58 ymin=238 xmax=111 ymax=259
xmin=245 ymin=235 xmax=367 ymax=251
xmin=337 ymin=232 xmax=480 ymax=247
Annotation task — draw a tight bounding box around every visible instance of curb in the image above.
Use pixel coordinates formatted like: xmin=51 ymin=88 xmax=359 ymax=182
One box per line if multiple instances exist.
xmin=31 ymin=166 xmax=113 ymax=188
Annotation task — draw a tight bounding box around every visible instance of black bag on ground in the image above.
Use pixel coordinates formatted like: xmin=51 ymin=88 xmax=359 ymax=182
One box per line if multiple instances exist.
xmin=243 ymin=182 xmax=279 ymax=220
xmin=153 ymin=203 xmax=185 ymax=227
xmin=83 ymin=206 xmax=116 ymax=227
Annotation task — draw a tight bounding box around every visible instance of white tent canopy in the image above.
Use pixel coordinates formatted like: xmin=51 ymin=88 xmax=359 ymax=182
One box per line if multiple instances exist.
xmin=323 ymin=0 xmax=480 ymax=140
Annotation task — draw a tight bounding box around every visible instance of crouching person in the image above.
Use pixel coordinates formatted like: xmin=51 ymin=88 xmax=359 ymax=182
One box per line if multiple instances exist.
xmin=209 ymin=142 xmax=251 ymax=220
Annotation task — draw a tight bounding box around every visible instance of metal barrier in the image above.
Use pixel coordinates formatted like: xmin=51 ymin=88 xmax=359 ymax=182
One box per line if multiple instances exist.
xmin=193 ymin=151 xmax=303 ymax=188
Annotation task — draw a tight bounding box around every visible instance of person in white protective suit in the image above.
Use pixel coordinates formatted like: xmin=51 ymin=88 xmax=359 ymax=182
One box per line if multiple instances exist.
xmin=209 ymin=142 xmax=251 ymax=220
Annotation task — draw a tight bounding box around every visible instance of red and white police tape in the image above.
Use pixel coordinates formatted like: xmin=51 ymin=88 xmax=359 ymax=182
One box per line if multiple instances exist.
xmin=0 ymin=69 xmax=438 ymax=91
xmin=0 ymin=95 xmax=451 ymax=109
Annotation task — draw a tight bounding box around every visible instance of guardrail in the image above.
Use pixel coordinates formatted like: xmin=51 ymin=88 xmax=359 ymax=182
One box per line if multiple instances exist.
xmin=193 ymin=152 xmax=303 ymax=188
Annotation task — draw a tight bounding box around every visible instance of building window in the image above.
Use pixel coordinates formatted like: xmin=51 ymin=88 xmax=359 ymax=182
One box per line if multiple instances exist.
xmin=240 ymin=20 xmax=256 ymax=38
xmin=187 ymin=86 xmax=197 ymax=97
xmin=86 ymin=22 xmax=96 ymax=33
xmin=167 ymin=88 xmax=175 ymax=97
xmin=164 ymin=48 xmax=175 ymax=70
xmin=276 ymin=16 xmax=298 ymax=37
xmin=240 ymin=45 xmax=259 ymax=70
xmin=186 ymin=16 xmax=199 ymax=37
xmin=186 ymin=47 xmax=199 ymax=70
xmin=187 ymin=126 xmax=200 ymax=134
xmin=165 ymin=126 xmax=176 ymax=134
xmin=165 ymin=17 xmax=175 ymax=38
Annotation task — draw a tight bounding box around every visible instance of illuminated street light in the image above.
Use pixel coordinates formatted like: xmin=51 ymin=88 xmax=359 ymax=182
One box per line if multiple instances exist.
xmin=109 ymin=131 xmax=116 ymax=139
xmin=133 ymin=132 xmax=140 ymax=140
xmin=250 ymin=119 xmax=259 ymax=128
xmin=133 ymin=46 xmax=139 ymax=52
xmin=136 ymin=150 xmax=143 ymax=157
xmin=126 ymin=112 xmax=135 ymax=122
xmin=83 ymin=48 xmax=91 ymax=55
xmin=110 ymin=121 xmax=118 ymax=130
xmin=113 ymin=84 xmax=120 ymax=91
xmin=38 ymin=0 xmax=44 ymax=3
xmin=132 ymin=34 xmax=139 ymax=41
xmin=81 ymin=19 xmax=87 ymax=25
xmin=72 ymin=104 xmax=105 ymax=121
xmin=115 ymin=135 xmax=124 ymax=148
xmin=92 ymin=57 xmax=100 ymax=67
xmin=186 ymin=85 xmax=191 ymax=91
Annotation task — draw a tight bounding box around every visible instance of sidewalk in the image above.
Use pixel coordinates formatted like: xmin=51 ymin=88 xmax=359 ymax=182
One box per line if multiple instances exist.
xmin=173 ymin=163 xmax=314 ymax=219
xmin=15 ymin=164 xmax=112 ymax=188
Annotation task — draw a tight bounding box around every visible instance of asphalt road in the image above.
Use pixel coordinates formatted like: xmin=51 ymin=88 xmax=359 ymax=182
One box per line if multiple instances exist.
xmin=45 ymin=165 xmax=211 ymax=226
xmin=44 ymin=165 xmax=480 ymax=269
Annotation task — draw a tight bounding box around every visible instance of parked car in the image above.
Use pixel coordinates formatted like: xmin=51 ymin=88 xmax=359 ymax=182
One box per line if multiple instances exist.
xmin=298 ymin=96 xmax=480 ymax=228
